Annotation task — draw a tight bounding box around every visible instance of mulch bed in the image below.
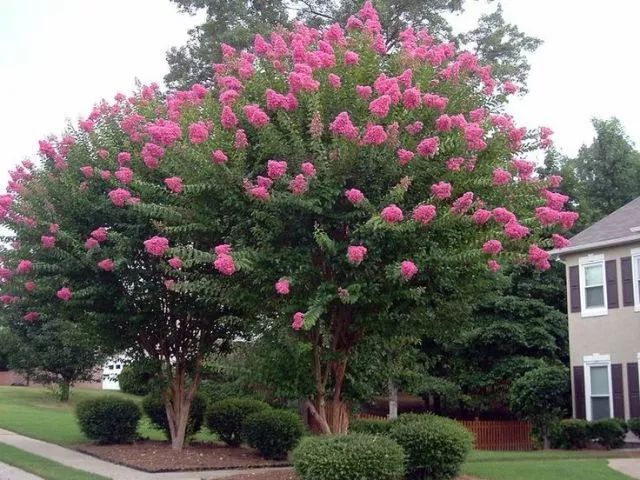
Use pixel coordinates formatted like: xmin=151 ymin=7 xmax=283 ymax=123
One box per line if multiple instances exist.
xmin=222 ymin=471 xmax=480 ymax=480
xmin=77 ymin=441 xmax=290 ymax=473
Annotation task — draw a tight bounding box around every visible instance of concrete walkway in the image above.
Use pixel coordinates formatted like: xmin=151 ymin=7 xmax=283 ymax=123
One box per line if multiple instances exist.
xmin=609 ymin=459 xmax=640 ymax=479
xmin=0 ymin=428 xmax=291 ymax=480
xmin=0 ymin=462 xmax=43 ymax=480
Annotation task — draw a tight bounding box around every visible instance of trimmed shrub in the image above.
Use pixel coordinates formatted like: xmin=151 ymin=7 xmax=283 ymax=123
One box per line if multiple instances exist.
xmin=206 ymin=398 xmax=271 ymax=446
xmin=389 ymin=414 xmax=473 ymax=480
xmin=589 ymin=418 xmax=626 ymax=449
xmin=142 ymin=393 xmax=206 ymax=441
xmin=117 ymin=357 xmax=162 ymax=396
xmin=293 ymin=433 xmax=405 ymax=480
xmin=549 ymin=419 xmax=590 ymax=449
xmin=627 ymin=417 xmax=640 ymax=437
xmin=76 ymin=397 xmax=141 ymax=444
xmin=613 ymin=417 xmax=628 ymax=433
xmin=350 ymin=417 xmax=392 ymax=436
xmin=243 ymin=409 xmax=304 ymax=459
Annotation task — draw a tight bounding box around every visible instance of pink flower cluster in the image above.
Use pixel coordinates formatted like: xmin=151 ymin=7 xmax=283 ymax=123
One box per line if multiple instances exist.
xmin=347 ymin=245 xmax=368 ymax=265
xmin=412 ymin=204 xmax=436 ymax=225
xmin=400 ymin=260 xmax=418 ymax=280
xmin=56 ymin=287 xmax=72 ymax=301
xmin=482 ymin=240 xmax=503 ymax=255
xmin=381 ymin=204 xmax=403 ymax=223
xmin=165 ymin=177 xmax=184 ymax=193
xmin=144 ymin=236 xmax=170 ymax=257
xmin=275 ymin=278 xmax=290 ymax=295
xmin=292 ymin=312 xmax=304 ymax=330
xmin=214 ymin=244 xmax=236 ymax=275
xmin=529 ymin=244 xmax=551 ymax=270
xmin=345 ymin=188 xmax=365 ymax=204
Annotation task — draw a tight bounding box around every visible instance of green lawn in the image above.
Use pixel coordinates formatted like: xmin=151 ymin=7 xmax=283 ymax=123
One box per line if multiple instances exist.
xmin=0 ymin=385 xmax=216 ymax=445
xmin=463 ymin=459 xmax=632 ymax=480
xmin=0 ymin=442 xmax=108 ymax=480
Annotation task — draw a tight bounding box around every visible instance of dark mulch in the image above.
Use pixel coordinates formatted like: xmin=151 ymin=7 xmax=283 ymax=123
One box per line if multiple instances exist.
xmin=77 ymin=441 xmax=290 ymax=473
xmin=222 ymin=470 xmax=480 ymax=480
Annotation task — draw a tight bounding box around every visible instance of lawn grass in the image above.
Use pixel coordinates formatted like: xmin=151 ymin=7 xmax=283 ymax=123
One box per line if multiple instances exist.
xmin=0 ymin=442 xmax=108 ymax=480
xmin=0 ymin=385 xmax=216 ymax=445
xmin=462 ymin=458 xmax=633 ymax=480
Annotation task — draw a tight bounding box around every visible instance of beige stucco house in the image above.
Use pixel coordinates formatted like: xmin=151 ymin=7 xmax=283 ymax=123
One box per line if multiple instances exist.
xmin=553 ymin=197 xmax=640 ymax=421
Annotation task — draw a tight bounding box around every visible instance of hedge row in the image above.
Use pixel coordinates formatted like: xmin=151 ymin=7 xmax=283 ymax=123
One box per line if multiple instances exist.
xmin=550 ymin=418 xmax=628 ymax=449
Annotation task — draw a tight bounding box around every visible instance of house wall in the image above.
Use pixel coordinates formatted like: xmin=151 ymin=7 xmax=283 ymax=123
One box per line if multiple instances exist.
xmin=564 ymin=242 xmax=640 ymax=419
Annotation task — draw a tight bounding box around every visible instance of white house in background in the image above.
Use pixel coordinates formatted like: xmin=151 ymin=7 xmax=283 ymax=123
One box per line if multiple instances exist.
xmin=552 ymin=197 xmax=640 ymax=422
xmin=101 ymin=356 xmax=126 ymax=390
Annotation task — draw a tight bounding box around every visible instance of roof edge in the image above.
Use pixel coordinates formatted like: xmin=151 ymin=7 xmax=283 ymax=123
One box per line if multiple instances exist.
xmin=549 ymin=233 xmax=640 ymax=257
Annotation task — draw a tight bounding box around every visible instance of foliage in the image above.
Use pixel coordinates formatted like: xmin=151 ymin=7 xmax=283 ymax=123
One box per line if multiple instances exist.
xmin=142 ymin=393 xmax=206 ymax=441
xmin=589 ymin=419 xmax=625 ymax=450
xmin=388 ymin=414 xmax=473 ymax=480
xmin=627 ymin=417 xmax=640 ymax=437
xmin=243 ymin=408 xmax=305 ymax=459
xmin=206 ymin=398 xmax=271 ymax=446
xmin=549 ymin=419 xmax=590 ymax=450
xmin=292 ymin=433 xmax=406 ymax=480
xmin=509 ymin=365 xmax=570 ymax=447
xmin=75 ymin=397 xmax=141 ymax=444
xmin=349 ymin=417 xmax=392 ymax=436
xmin=117 ymin=357 xmax=162 ymax=396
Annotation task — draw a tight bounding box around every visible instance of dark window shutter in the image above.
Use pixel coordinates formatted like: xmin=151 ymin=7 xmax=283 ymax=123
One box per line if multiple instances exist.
xmin=628 ymin=362 xmax=640 ymax=418
xmin=573 ymin=366 xmax=586 ymax=419
xmin=569 ymin=266 xmax=581 ymax=313
xmin=606 ymin=260 xmax=619 ymax=309
xmin=612 ymin=363 xmax=625 ymax=419
xmin=621 ymin=257 xmax=634 ymax=307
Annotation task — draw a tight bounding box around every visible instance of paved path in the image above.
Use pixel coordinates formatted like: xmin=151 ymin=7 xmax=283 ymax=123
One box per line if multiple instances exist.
xmin=0 ymin=462 xmax=43 ymax=480
xmin=609 ymin=459 xmax=640 ymax=479
xmin=0 ymin=428 xmax=290 ymax=480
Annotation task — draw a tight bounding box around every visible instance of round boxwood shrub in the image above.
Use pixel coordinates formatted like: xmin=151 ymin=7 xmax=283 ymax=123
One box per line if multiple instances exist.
xmin=293 ymin=433 xmax=405 ymax=480
xmin=243 ymin=409 xmax=304 ymax=459
xmin=76 ymin=397 xmax=141 ymax=444
xmin=589 ymin=418 xmax=625 ymax=449
xmin=389 ymin=414 xmax=473 ymax=480
xmin=350 ymin=418 xmax=392 ymax=436
xmin=549 ymin=419 xmax=590 ymax=449
xmin=627 ymin=417 xmax=640 ymax=437
xmin=206 ymin=398 xmax=271 ymax=446
xmin=117 ymin=357 xmax=162 ymax=396
xmin=142 ymin=393 xmax=206 ymax=441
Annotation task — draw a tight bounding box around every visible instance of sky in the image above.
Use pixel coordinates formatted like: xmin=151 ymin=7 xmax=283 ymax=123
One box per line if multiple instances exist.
xmin=1 ymin=0 xmax=639 ymax=187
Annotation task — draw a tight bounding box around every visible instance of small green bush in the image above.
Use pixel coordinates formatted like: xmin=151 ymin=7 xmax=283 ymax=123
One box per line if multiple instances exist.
xmin=142 ymin=393 xmax=206 ymax=441
xmin=206 ymin=398 xmax=271 ymax=446
xmin=613 ymin=417 xmax=628 ymax=433
xmin=350 ymin=418 xmax=392 ymax=436
xmin=549 ymin=419 xmax=590 ymax=449
xmin=293 ymin=433 xmax=405 ymax=480
xmin=76 ymin=397 xmax=141 ymax=444
xmin=243 ymin=409 xmax=304 ymax=459
xmin=589 ymin=418 xmax=625 ymax=449
xmin=117 ymin=357 xmax=162 ymax=396
xmin=627 ymin=417 xmax=640 ymax=437
xmin=389 ymin=414 xmax=473 ymax=480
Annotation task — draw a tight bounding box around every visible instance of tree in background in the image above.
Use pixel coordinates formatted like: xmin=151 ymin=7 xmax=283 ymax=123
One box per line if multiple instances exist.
xmin=165 ymin=0 xmax=541 ymax=90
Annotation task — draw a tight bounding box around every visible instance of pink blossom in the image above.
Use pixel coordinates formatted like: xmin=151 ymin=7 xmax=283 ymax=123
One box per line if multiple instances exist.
xmin=215 ymin=244 xmax=232 ymax=255
xmin=98 ymin=259 xmax=115 ymax=271
xmin=289 ymin=174 xmax=309 ymax=195
xmin=221 ymin=106 xmax=239 ymax=130
xmin=381 ymin=204 xmax=403 ymax=223
xmin=492 ymin=168 xmax=512 ymax=186
xmin=536 ymin=207 xmax=560 ymax=226
xmin=402 ymin=88 xmax=422 ymax=109
xmin=50 ymin=223 xmax=60 ymax=233
xmin=188 ymin=121 xmax=209 ymax=144
xmin=345 ymin=188 xmax=365 ymax=204
xmin=85 ymin=238 xmax=99 ymax=250
xmin=56 ymin=287 xmax=72 ymax=301
xmin=117 ymin=152 xmax=131 ymax=165
xmin=212 ymin=149 xmax=229 ymax=165
xmin=362 ymin=125 xmax=387 ymax=145
xmin=79 ymin=119 xmax=95 ymax=133
xmin=400 ymin=260 xmax=418 ymax=280
xmin=552 ymin=234 xmax=571 ymax=249
xmin=503 ymin=81 xmax=519 ymax=94
xmin=543 ymin=190 xmax=569 ymax=210
xmin=275 ymin=278 xmax=290 ymax=295
xmin=24 ymin=312 xmax=40 ymax=322
xmin=451 ymin=192 xmax=474 ymax=214
xmin=328 ymin=73 xmax=342 ymax=88
xmin=24 ymin=281 xmax=36 ymax=292
xmin=41 ymin=236 xmax=55 ymax=248
xmin=529 ymin=244 xmax=551 ymax=270
xmin=412 ymin=204 xmax=437 ymax=225
xmin=243 ymin=104 xmax=270 ymax=128
xmin=405 ymin=121 xmax=423 ymax=135
xmin=423 ymin=93 xmax=448 ymax=111
xmin=144 ymin=236 xmax=170 ymax=256
xmin=469 ymin=108 xmax=487 ymax=123
xmin=248 ymin=186 xmax=270 ymax=200
xmin=165 ymin=279 xmax=176 ymax=290
xmin=108 ymin=188 xmax=132 ymax=207
xmin=417 ymin=137 xmax=439 ymax=157
xmin=147 ymin=119 xmax=182 ymax=146
xmin=330 ymin=112 xmax=359 ymax=140
xmin=165 ymin=176 xmax=183 ymax=193
xmin=397 ymin=149 xmax=414 ymax=166
xmin=487 ymin=260 xmax=501 ymax=272
xmin=80 ymin=166 xmax=93 ymax=178
xmin=504 ymin=221 xmax=530 ymax=240
xmin=511 ymin=158 xmax=535 ymax=180
xmin=292 ymin=312 xmax=305 ymax=330
xmin=558 ymin=211 xmax=579 ymax=230
xmin=301 ymin=162 xmax=316 ymax=177
xmin=141 ymin=143 xmax=165 ymax=169
xmin=356 ymin=85 xmax=372 ymax=99
xmin=369 ymin=95 xmax=392 ymax=118
xmin=548 ymin=175 xmax=563 ymax=188
xmin=345 ymin=51 xmax=360 ymax=65
xmin=483 ymin=239 xmax=503 ymax=255
xmin=473 ymin=209 xmax=492 ymax=225
xmin=464 ymin=123 xmax=487 ymax=151
xmin=115 ymin=167 xmax=134 ymax=184
xmin=101 ymin=170 xmax=111 ymax=181
xmin=0 ymin=267 xmax=12 ymax=280
xmin=16 ymin=260 xmax=32 ymax=274
xmin=446 ymin=157 xmax=465 ymax=171
xmin=435 ymin=114 xmax=453 ymax=132
xmin=214 ymin=254 xmax=236 ymax=276
xmin=347 ymin=245 xmax=368 ymax=265
xmin=267 ymin=160 xmax=288 ymax=179
xmin=97 ymin=149 xmax=109 ymax=160
xmin=91 ymin=227 xmax=108 ymax=243
xmin=431 ymin=182 xmax=452 ymax=200
xmin=168 ymin=257 xmax=183 ymax=269
xmin=492 ymin=207 xmax=516 ymax=224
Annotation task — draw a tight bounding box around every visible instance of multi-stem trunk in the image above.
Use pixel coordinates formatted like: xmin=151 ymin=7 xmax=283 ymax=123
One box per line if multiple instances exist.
xmin=388 ymin=378 xmax=398 ymax=420
xmin=58 ymin=378 xmax=71 ymax=402
xmin=162 ymin=360 xmax=201 ymax=451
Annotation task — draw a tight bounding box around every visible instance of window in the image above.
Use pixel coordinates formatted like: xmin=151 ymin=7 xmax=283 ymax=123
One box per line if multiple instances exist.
xmin=632 ymin=251 xmax=640 ymax=311
xmin=584 ymin=354 xmax=613 ymax=421
xmin=579 ymin=255 xmax=607 ymax=317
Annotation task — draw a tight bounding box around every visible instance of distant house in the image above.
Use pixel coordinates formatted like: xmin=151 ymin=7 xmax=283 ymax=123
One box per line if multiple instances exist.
xmin=553 ymin=197 xmax=640 ymax=421
xmin=102 ymin=357 xmax=125 ymax=390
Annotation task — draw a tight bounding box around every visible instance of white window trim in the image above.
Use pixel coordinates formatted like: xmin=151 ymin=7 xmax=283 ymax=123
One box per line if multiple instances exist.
xmin=631 ymin=248 xmax=640 ymax=312
xmin=584 ymin=353 xmax=613 ymax=421
xmin=579 ymin=254 xmax=608 ymax=317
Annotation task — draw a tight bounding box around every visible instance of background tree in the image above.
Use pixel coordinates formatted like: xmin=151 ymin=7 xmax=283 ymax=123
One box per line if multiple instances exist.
xmin=165 ymin=0 xmax=541 ymax=90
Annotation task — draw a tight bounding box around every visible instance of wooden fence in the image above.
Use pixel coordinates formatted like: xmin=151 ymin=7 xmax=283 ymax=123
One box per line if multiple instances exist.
xmin=355 ymin=414 xmax=533 ymax=451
